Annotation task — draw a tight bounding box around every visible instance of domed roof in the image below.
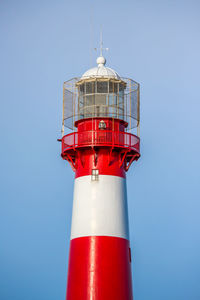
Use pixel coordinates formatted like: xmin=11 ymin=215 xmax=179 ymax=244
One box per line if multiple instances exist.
xmin=81 ymin=56 xmax=121 ymax=80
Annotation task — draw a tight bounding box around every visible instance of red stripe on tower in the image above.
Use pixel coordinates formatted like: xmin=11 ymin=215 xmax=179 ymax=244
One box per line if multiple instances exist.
xmin=67 ymin=237 xmax=132 ymax=300
xmin=60 ymin=51 xmax=140 ymax=300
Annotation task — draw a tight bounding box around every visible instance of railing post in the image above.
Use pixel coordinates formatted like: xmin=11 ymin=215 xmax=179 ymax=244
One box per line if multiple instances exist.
xmin=112 ymin=130 xmax=114 ymax=148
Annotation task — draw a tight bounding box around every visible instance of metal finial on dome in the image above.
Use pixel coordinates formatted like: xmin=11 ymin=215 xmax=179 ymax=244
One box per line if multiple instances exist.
xmin=82 ymin=30 xmax=120 ymax=79
xmin=94 ymin=30 xmax=109 ymax=64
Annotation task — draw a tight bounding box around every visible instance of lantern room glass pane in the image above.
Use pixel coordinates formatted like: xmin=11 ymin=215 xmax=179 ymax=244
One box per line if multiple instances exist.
xmin=109 ymin=82 xmax=118 ymax=93
xmin=79 ymin=83 xmax=85 ymax=95
xmin=86 ymin=82 xmax=95 ymax=94
xmin=97 ymin=81 xmax=108 ymax=93
xmin=119 ymin=83 xmax=124 ymax=92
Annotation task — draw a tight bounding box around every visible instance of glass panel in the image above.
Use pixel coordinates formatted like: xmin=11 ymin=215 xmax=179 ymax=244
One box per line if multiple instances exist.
xmin=85 ymin=82 xmax=95 ymax=94
xmin=118 ymin=95 xmax=124 ymax=106
xmin=108 ymin=94 xmax=113 ymax=106
xmin=114 ymin=83 xmax=118 ymax=93
xmin=97 ymin=81 xmax=108 ymax=93
xmin=119 ymin=83 xmax=125 ymax=92
xmin=109 ymin=81 xmax=113 ymax=93
xmin=109 ymin=81 xmax=118 ymax=93
xmin=79 ymin=95 xmax=84 ymax=107
xmin=79 ymin=83 xmax=85 ymax=94
xmin=95 ymin=94 xmax=107 ymax=105
xmin=84 ymin=95 xmax=93 ymax=106
xmin=82 ymin=95 xmax=94 ymax=118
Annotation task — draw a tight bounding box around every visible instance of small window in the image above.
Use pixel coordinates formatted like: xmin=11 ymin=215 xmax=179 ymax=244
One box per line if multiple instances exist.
xmin=91 ymin=169 xmax=99 ymax=181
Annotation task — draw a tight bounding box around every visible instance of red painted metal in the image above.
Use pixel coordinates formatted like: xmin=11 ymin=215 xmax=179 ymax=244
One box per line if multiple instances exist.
xmin=61 ymin=129 xmax=140 ymax=176
xmin=75 ymin=118 xmax=128 ymax=132
xmin=74 ymin=148 xmax=126 ymax=178
xmin=62 ymin=130 xmax=140 ymax=152
xmin=66 ymin=236 xmax=133 ymax=300
xmin=61 ymin=118 xmax=140 ymax=177
xmin=61 ymin=118 xmax=140 ymax=175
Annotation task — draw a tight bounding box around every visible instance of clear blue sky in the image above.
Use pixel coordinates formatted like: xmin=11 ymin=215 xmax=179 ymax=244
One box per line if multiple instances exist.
xmin=1 ymin=0 xmax=200 ymax=299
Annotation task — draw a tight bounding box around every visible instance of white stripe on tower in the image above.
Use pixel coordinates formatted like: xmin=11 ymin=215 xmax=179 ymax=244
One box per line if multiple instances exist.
xmin=70 ymin=175 xmax=129 ymax=240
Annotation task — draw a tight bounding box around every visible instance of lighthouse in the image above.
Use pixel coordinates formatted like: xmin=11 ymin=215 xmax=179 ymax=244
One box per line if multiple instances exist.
xmin=60 ymin=51 xmax=140 ymax=299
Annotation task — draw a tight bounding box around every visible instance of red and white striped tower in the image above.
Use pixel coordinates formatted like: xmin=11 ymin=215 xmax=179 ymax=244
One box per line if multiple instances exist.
xmin=60 ymin=53 xmax=140 ymax=300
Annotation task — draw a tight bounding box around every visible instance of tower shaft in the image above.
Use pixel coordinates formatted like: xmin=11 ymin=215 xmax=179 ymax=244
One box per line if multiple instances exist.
xmin=61 ymin=118 xmax=140 ymax=299
xmin=67 ymin=173 xmax=132 ymax=299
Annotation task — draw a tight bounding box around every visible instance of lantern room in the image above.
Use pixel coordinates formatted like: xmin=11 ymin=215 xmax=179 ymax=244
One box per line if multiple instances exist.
xmin=77 ymin=56 xmax=126 ymax=121
xmin=62 ymin=56 xmax=140 ymax=134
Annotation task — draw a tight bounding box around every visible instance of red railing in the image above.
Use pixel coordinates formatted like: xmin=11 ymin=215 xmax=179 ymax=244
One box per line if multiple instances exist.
xmin=62 ymin=130 xmax=140 ymax=153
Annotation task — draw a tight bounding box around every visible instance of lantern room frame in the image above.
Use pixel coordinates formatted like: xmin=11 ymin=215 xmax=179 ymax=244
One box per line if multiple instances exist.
xmin=62 ymin=76 xmax=140 ymax=134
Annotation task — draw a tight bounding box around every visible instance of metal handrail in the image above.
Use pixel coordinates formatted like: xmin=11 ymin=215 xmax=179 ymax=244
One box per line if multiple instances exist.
xmin=62 ymin=130 xmax=140 ymax=153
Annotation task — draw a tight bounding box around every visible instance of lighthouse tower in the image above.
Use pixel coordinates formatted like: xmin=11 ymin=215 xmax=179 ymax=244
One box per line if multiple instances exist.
xmin=60 ymin=52 xmax=140 ymax=300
